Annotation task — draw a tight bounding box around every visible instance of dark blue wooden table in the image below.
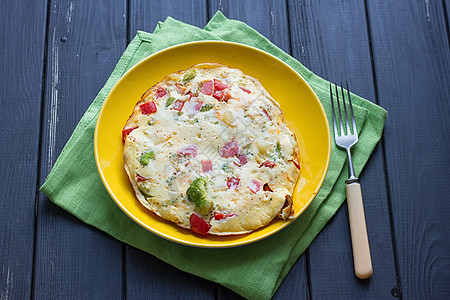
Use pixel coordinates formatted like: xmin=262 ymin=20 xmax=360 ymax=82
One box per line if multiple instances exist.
xmin=1 ymin=1 xmax=449 ymax=299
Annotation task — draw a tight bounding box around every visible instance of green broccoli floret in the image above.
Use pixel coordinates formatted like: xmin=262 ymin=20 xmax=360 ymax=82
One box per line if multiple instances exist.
xmin=186 ymin=177 xmax=212 ymax=215
xmin=182 ymin=69 xmax=196 ymax=83
xmin=139 ymin=151 xmax=155 ymax=166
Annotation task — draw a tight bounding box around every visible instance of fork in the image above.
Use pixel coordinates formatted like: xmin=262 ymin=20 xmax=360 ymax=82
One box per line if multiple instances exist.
xmin=330 ymin=82 xmax=373 ymax=279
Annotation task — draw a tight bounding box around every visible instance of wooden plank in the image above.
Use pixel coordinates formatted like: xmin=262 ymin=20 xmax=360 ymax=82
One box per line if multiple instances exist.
xmin=366 ymin=1 xmax=450 ymax=298
xmin=0 ymin=1 xmax=47 ymax=298
xmin=207 ymin=1 xmax=309 ymax=299
xmin=129 ymin=0 xmax=207 ymax=40
xmin=287 ymin=0 xmax=398 ymax=298
xmin=33 ymin=0 xmax=127 ymax=298
xmin=209 ymin=0 xmax=291 ymax=53
xmin=126 ymin=2 xmax=215 ymax=299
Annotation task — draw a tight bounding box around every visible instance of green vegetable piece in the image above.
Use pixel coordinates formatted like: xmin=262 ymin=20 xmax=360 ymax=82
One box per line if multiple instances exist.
xmin=200 ymin=104 xmax=213 ymax=112
xmin=182 ymin=69 xmax=196 ymax=83
xmin=139 ymin=151 xmax=155 ymax=166
xmin=138 ymin=183 xmax=152 ymax=198
xmin=166 ymin=97 xmax=175 ymax=107
xmin=276 ymin=141 xmax=283 ymax=158
xmin=186 ymin=177 xmax=212 ymax=215
xmin=222 ymin=163 xmax=231 ymax=172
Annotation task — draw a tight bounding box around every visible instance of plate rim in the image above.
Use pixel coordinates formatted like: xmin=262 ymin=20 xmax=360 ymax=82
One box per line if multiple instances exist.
xmin=94 ymin=40 xmax=331 ymax=248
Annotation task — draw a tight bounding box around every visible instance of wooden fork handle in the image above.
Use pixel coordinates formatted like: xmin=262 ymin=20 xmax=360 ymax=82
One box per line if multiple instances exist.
xmin=346 ymin=182 xmax=373 ymax=279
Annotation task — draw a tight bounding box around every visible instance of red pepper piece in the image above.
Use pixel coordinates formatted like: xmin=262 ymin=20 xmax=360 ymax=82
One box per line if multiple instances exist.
xmin=213 ymin=90 xmax=231 ymax=102
xmin=259 ymin=160 xmax=276 ymax=168
xmin=178 ymin=144 xmax=198 ymax=157
xmin=214 ymin=79 xmax=229 ymax=91
xmin=136 ymin=174 xmax=146 ymax=181
xmin=226 ymin=177 xmax=240 ymax=191
xmin=122 ymin=126 xmax=138 ymax=143
xmin=290 ymin=159 xmax=301 ymax=170
xmin=249 ymin=179 xmax=262 ymax=194
xmin=201 ymin=80 xmax=214 ymax=95
xmin=214 ymin=212 xmax=236 ymax=220
xmin=262 ymin=108 xmax=272 ymax=120
xmin=201 ymin=159 xmax=212 ymax=172
xmin=155 ymin=86 xmax=168 ymax=98
xmin=190 ymin=213 xmax=211 ymax=235
xmin=172 ymin=100 xmax=185 ymax=111
xmin=220 ymin=140 xmax=240 ymax=158
xmin=140 ymin=101 xmax=157 ymax=115
xmin=240 ymin=87 xmax=251 ymax=93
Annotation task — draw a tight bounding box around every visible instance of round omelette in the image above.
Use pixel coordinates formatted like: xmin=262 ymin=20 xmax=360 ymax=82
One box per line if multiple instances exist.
xmin=122 ymin=63 xmax=300 ymax=236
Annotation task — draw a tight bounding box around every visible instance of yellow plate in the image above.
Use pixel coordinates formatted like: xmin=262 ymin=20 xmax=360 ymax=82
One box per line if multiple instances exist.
xmin=94 ymin=41 xmax=330 ymax=248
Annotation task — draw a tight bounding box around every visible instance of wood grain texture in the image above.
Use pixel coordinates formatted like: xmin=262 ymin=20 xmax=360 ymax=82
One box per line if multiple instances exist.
xmin=0 ymin=1 xmax=47 ymax=298
xmin=288 ymin=0 xmax=397 ymax=298
xmin=209 ymin=0 xmax=291 ymax=53
xmin=367 ymin=1 xmax=450 ymax=298
xmin=126 ymin=2 xmax=215 ymax=299
xmin=129 ymin=0 xmax=207 ymax=41
xmin=33 ymin=0 xmax=127 ymax=298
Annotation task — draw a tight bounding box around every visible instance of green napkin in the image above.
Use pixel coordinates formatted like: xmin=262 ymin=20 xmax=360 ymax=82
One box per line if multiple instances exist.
xmin=41 ymin=11 xmax=386 ymax=300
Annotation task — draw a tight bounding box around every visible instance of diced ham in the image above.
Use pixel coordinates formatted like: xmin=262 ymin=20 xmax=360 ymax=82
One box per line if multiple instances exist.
xmin=122 ymin=126 xmax=138 ymax=143
xmin=201 ymin=80 xmax=214 ymax=95
xmin=214 ymin=79 xmax=229 ymax=91
xmin=201 ymin=159 xmax=212 ymax=172
xmin=214 ymin=212 xmax=235 ymax=220
xmin=190 ymin=214 xmax=211 ymax=235
xmin=259 ymin=160 xmax=276 ymax=168
xmin=220 ymin=140 xmax=239 ymax=158
xmin=185 ymin=101 xmax=203 ymax=116
xmin=140 ymin=101 xmax=157 ymax=115
xmin=155 ymin=86 xmax=168 ymax=98
xmin=178 ymin=145 xmax=198 ymax=157
xmin=249 ymin=179 xmax=262 ymax=194
xmin=238 ymin=154 xmax=248 ymax=166
xmin=240 ymin=87 xmax=251 ymax=93
xmin=172 ymin=100 xmax=185 ymax=111
xmin=226 ymin=177 xmax=240 ymax=191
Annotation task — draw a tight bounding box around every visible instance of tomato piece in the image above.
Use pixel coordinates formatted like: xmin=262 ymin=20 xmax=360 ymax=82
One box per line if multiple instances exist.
xmin=201 ymin=80 xmax=214 ymax=95
xmin=259 ymin=160 xmax=276 ymax=168
xmin=122 ymin=126 xmax=138 ymax=143
xmin=214 ymin=79 xmax=229 ymax=91
xmin=201 ymin=159 xmax=212 ymax=172
xmin=140 ymin=101 xmax=157 ymax=115
xmin=214 ymin=212 xmax=235 ymax=220
xmin=155 ymin=86 xmax=168 ymax=98
xmin=240 ymin=87 xmax=251 ymax=93
xmin=172 ymin=100 xmax=185 ymax=111
xmin=226 ymin=177 xmax=240 ymax=190
xmin=178 ymin=144 xmax=198 ymax=157
xmin=213 ymin=90 xmax=231 ymax=102
xmin=190 ymin=214 xmax=211 ymax=235
xmin=249 ymin=179 xmax=262 ymax=194
xmin=220 ymin=140 xmax=239 ymax=158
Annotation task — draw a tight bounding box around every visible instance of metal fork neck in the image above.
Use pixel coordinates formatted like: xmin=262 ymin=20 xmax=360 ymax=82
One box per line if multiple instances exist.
xmin=345 ymin=148 xmax=360 ymax=184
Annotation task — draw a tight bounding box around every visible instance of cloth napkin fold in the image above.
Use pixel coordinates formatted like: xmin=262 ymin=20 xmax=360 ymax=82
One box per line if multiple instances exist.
xmin=41 ymin=11 xmax=387 ymax=300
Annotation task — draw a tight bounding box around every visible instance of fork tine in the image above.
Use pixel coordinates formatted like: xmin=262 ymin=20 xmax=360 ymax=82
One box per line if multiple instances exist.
xmin=346 ymin=81 xmax=357 ymax=135
xmin=330 ymin=83 xmax=338 ymax=137
xmin=335 ymin=83 xmax=344 ymax=136
xmin=340 ymin=82 xmax=351 ymax=135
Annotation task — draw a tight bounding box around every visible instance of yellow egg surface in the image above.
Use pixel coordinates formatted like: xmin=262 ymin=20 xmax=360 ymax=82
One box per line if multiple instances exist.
xmin=122 ymin=63 xmax=300 ymax=236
